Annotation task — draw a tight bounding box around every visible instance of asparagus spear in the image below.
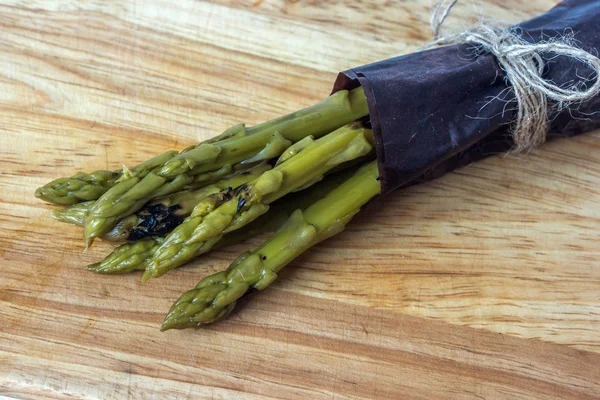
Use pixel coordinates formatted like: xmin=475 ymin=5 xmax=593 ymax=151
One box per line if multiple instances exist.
xmin=83 ymin=88 xmax=369 ymax=246
xmin=161 ymin=160 xmax=380 ymax=330
xmin=34 ymin=171 xmax=119 ymax=206
xmin=144 ymin=121 xmax=375 ymax=282
xmin=34 ymin=151 xmax=179 ymax=205
xmin=85 ymin=165 xmax=359 ymax=274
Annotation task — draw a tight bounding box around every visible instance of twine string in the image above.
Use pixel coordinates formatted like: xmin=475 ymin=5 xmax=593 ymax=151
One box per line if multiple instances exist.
xmin=426 ymin=0 xmax=600 ymax=152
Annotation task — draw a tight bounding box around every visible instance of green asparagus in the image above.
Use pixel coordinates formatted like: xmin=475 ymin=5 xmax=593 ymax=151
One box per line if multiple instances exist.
xmin=34 ymin=171 xmax=119 ymax=206
xmin=83 ymin=88 xmax=369 ymax=246
xmin=34 ymin=151 xmax=178 ymax=205
xmin=144 ymin=121 xmax=375 ymax=282
xmin=161 ymin=160 xmax=381 ymax=330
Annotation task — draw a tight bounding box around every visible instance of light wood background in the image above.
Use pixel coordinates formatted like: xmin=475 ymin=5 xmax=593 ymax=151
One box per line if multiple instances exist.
xmin=1 ymin=0 xmax=599 ymax=399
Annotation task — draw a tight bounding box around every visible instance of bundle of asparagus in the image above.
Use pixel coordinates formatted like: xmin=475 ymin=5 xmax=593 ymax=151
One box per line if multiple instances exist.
xmin=37 ymin=0 xmax=600 ymax=331
xmin=37 ymin=88 xmax=382 ymax=330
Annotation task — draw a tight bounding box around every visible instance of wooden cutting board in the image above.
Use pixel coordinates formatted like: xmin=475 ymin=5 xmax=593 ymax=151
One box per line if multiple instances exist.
xmin=1 ymin=1 xmax=599 ymax=398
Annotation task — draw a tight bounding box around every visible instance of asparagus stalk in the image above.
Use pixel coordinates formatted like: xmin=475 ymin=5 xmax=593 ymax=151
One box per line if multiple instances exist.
xmin=34 ymin=171 xmax=119 ymax=206
xmin=34 ymin=151 xmax=178 ymax=205
xmin=144 ymin=121 xmax=375 ymax=282
xmin=83 ymin=88 xmax=369 ymax=246
xmin=161 ymin=160 xmax=381 ymax=330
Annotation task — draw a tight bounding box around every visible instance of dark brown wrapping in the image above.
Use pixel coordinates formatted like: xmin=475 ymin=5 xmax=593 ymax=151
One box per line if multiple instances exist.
xmin=333 ymin=0 xmax=600 ymax=194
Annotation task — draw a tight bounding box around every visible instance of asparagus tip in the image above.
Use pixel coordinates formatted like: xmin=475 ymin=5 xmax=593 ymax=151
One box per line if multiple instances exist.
xmin=83 ymin=235 xmax=94 ymax=249
xmin=160 ymin=319 xmax=179 ymax=331
xmin=84 ymin=263 xmax=101 ymax=272
xmin=84 ymin=262 xmax=122 ymax=274
xmin=141 ymin=269 xmax=153 ymax=283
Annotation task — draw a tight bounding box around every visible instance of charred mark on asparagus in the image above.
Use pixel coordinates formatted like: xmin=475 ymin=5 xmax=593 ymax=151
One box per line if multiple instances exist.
xmin=236 ymin=198 xmax=246 ymax=213
xmin=233 ymin=184 xmax=251 ymax=212
xmin=127 ymin=203 xmax=186 ymax=241
xmin=220 ymin=187 xmax=236 ymax=202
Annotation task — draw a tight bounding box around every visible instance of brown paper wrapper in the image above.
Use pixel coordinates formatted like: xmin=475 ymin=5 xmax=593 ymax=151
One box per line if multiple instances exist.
xmin=333 ymin=0 xmax=600 ymax=194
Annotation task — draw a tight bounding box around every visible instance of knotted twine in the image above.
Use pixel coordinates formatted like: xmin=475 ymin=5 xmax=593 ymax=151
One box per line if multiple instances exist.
xmin=424 ymin=0 xmax=600 ymax=152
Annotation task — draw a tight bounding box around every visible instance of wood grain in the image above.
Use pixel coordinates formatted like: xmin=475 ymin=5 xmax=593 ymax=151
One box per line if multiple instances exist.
xmin=0 ymin=0 xmax=599 ymax=399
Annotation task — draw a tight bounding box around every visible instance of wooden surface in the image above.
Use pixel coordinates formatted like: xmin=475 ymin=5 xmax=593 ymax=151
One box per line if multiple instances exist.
xmin=1 ymin=0 xmax=599 ymax=399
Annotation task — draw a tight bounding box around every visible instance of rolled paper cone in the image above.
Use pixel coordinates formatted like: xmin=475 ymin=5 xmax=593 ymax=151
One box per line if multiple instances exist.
xmin=333 ymin=0 xmax=600 ymax=194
